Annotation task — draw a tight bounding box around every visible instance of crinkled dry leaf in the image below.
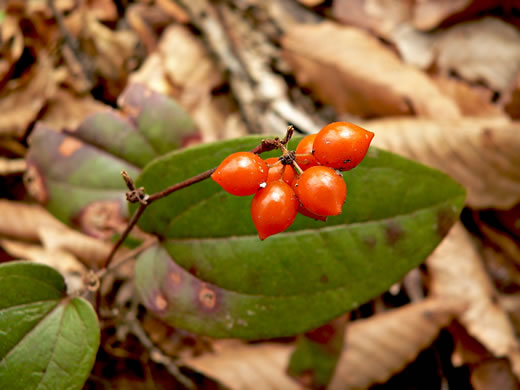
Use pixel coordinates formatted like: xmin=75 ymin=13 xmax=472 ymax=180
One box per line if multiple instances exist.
xmin=0 ymin=53 xmax=56 ymax=137
xmin=0 ymin=13 xmax=24 ymax=82
xmin=0 ymin=200 xmax=65 ymax=241
xmin=37 ymin=226 xmax=111 ymax=268
xmin=427 ymin=223 xmax=520 ymax=377
xmin=0 ymin=239 xmax=86 ymax=292
xmin=329 ymin=298 xmax=463 ymax=390
xmin=368 ymin=117 xmax=520 ymax=209
xmin=183 ymin=299 xmax=461 ymax=390
xmin=434 ymin=18 xmax=520 ymax=92
xmin=282 ymin=21 xmax=460 ymax=118
xmin=412 ymin=0 xmax=472 ymax=30
xmin=471 ymin=359 xmax=520 ymax=390
xmin=183 ymin=340 xmax=300 ymax=390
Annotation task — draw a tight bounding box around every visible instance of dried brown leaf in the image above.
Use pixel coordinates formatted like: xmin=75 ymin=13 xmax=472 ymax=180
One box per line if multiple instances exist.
xmin=0 ymin=53 xmax=56 ymax=137
xmin=329 ymin=298 xmax=463 ymax=390
xmin=282 ymin=21 xmax=460 ymax=118
xmin=0 ymin=158 xmax=26 ymax=175
xmin=434 ymin=18 xmax=520 ymax=92
xmin=0 ymin=200 xmax=65 ymax=241
xmin=412 ymin=0 xmax=472 ymax=30
xmin=427 ymin=223 xmax=520 ymax=376
xmin=368 ymin=117 xmax=520 ymax=209
xmin=471 ymin=359 xmax=520 ymax=390
xmin=433 ymin=76 xmax=503 ymax=117
xmin=183 ymin=340 xmax=300 ymax=390
xmin=0 ymin=13 xmax=24 ymax=82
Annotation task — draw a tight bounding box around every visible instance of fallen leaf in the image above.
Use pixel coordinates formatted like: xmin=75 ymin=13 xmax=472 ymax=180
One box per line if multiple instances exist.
xmin=329 ymin=298 xmax=463 ymax=389
xmin=471 ymin=359 xmax=520 ymax=390
xmin=182 ymin=299 xmax=462 ymax=390
xmin=412 ymin=0 xmax=472 ymax=30
xmin=0 ymin=52 xmax=56 ymax=137
xmin=0 ymin=158 xmax=25 ymax=175
xmin=433 ymin=76 xmax=504 ymax=117
xmin=282 ymin=21 xmax=460 ymax=118
xmin=434 ymin=18 xmax=520 ymax=92
xmin=427 ymin=223 xmax=520 ymax=377
xmin=0 ymin=200 xmax=65 ymax=242
xmin=368 ymin=117 xmax=520 ymax=209
xmin=183 ymin=340 xmax=300 ymax=390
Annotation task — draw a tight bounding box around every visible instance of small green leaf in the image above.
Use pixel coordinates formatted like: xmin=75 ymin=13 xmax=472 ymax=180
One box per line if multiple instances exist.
xmin=134 ymin=136 xmax=465 ymax=339
xmin=0 ymin=262 xmax=100 ymax=390
xmin=288 ymin=316 xmax=347 ymax=388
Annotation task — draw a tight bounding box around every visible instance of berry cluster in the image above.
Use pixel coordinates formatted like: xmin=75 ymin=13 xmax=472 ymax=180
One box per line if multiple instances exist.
xmin=211 ymin=122 xmax=374 ymax=240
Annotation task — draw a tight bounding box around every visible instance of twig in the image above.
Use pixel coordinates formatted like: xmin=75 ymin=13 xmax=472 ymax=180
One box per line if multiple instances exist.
xmin=101 ymin=133 xmax=288 ymax=270
xmin=127 ymin=311 xmax=195 ymax=389
xmin=47 ymin=0 xmax=95 ymax=84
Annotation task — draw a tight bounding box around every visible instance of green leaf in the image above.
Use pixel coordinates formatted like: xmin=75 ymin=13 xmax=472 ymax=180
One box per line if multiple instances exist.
xmin=25 ymin=84 xmax=198 ymax=235
xmin=0 ymin=262 xmax=100 ymax=390
xmin=288 ymin=316 xmax=347 ymax=389
xmin=134 ymin=136 xmax=465 ymax=338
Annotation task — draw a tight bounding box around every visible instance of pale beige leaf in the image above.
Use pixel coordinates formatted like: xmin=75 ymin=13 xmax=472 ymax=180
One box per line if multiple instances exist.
xmin=0 ymin=200 xmax=65 ymax=241
xmin=183 ymin=299 xmax=461 ymax=390
xmin=368 ymin=117 xmax=520 ymax=209
xmin=434 ymin=18 xmax=520 ymax=92
xmin=183 ymin=340 xmax=300 ymax=390
xmin=37 ymin=225 xmax=111 ymax=268
xmin=282 ymin=21 xmax=460 ymax=118
xmin=427 ymin=223 xmax=520 ymax=377
xmin=0 ymin=158 xmax=26 ymax=175
xmin=0 ymin=239 xmax=86 ymax=292
xmin=329 ymin=298 xmax=463 ymax=390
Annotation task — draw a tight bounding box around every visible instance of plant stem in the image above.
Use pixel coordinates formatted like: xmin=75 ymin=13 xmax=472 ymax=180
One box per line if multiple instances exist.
xmin=101 ymin=133 xmax=288 ymax=270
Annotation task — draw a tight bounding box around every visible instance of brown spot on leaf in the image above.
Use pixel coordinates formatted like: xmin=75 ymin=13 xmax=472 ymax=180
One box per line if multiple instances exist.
xmin=320 ymin=274 xmax=329 ymax=283
xmin=58 ymin=136 xmax=83 ymax=157
xmin=437 ymin=207 xmax=458 ymax=237
xmin=24 ymin=163 xmax=48 ymax=204
xmin=385 ymin=220 xmax=404 ymax=246
xmin=154 ymin=292 xmax=168 ymax=311
xmin=362 ymin=235 xmax=377 ymax=248
xmin=75 ymin=200 xmax=126 ymax=238
xmin=169 ymin=272 xmax=182 ymax=285
xmin=305 ymin=323 xmax=336 ymax=344
xmin=181 ymin=132 xmax=202 ymax=148
xmin=198 ymin=285 xmax=217 ymax=310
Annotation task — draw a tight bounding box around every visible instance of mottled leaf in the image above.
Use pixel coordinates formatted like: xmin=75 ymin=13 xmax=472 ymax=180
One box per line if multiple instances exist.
xmin=25 ymin=85 xmax=198 ymax=237
xmin=134 ymin=136 xmax=465 ymax=338
xmin=0 ymin=262 xmax=99 ymax=390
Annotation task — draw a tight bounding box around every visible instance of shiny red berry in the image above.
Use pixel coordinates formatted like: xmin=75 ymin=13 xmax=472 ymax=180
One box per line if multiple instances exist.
xmin=295 ymin=134 xmax=319 ymax=171
xmin=313 ymin=122 xmax=374 ymax=171
xmin=251 ymin=181 xmax=299 ymax=240
xmin=293 ymin=166 xmax=346 ymax=216
xmin=212 ymin=152 xmax=268 ymax=196
xmin=265 ymin=157 xmax=295 ymax=185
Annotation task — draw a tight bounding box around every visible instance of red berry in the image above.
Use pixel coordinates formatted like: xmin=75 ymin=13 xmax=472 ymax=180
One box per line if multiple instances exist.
xmin=293 ymin=166 xmax=346 ymax=216
xmin=251 ymin=181 xmax=299 ymax=240
xmin=265 ymin=157 xmax=295 ymax=185
xmin=212 ymin=152 xmax=268 ymax=196
xmin=313 ymin=122 xmax=374 ymax=171
xmin=295 ymin=134 xmax=319 ymax=170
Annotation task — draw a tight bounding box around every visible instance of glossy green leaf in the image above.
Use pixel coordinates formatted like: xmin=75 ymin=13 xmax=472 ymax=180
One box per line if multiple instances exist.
xmin=0 ymin=262 xmax=100 ymax=390
xmin=134 ymin=136 xmax=465 ymax=338
xmin=25 ymin=84 xmax=198 ymax=236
